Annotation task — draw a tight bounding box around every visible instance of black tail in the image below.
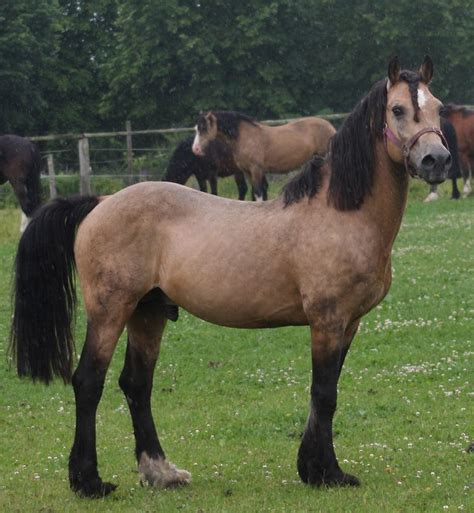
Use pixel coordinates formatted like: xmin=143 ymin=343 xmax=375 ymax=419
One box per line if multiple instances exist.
xmin=9 ymin=195 xmax=100 ymax=384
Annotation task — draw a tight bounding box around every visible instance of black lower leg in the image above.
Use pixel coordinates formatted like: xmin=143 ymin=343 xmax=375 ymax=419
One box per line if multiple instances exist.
xmin=262 ymin=176 xmax=269 ymax=200
xmin=451 ymin=178 xmax=460 ymax=199
xmin=298 ymin=348 xmax=359 ymax=487
xmin=69 ymin=344 xmax=116 ymax=497
xmin=235 ymin=172 xmax=248 ymax=200
xmin=119 ymin=342 xmax=164 ymax=461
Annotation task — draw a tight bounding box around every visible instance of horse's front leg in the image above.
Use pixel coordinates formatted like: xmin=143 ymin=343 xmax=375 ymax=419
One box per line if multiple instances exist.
xmin=424 ymin=183 xmax=439 ymax=202
xmin=209 ymin=174 xmax=218 ymax=195
xmin=460 ymin=155 xmax=472 ymax=197
xmin=234 ymin=171 xmax=248 ymax=200
xmin=297 ymin=322 xmax=360 ymax=487
xmin=451 ymin=178 xmax=460 ymax=199
xmin=249 ymin=167 xmax=266 ymax=201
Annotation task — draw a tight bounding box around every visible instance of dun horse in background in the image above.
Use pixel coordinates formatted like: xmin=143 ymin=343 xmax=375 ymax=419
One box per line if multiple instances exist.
xmin=164 ymin=135 xmax=249 ymax=200
xmin=10 ymin=56 xmax=450 ymax=498
xmin=0 ymin=135 xmax=42 ymax=230
xmin=192 ymin=111 xmax=336 ymax=200
xmin=424 ymin=119 xmax=461 ymax=201
xmin=443 ymin=104 xmax=474 ymax=197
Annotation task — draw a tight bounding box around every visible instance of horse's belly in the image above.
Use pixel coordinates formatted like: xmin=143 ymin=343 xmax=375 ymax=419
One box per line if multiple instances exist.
xmin=171 ymin=293 xmax=307 ymax=328
xmin=158 ymin=260 xmax=307 ymax=328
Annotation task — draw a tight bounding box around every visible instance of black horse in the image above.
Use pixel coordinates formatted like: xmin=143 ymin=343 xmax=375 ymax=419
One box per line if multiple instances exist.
xmin=0 ymin=135 xmax=42 ymax=221
xmin=164 ymin=136 xmax=251 ymax=200
xmin=424 ymin=119 xmax=461 ymax=201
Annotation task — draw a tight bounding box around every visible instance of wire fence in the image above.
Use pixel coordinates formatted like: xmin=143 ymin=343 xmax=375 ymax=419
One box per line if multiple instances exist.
xmin=0 ymin=114 xmax=349 ymax=206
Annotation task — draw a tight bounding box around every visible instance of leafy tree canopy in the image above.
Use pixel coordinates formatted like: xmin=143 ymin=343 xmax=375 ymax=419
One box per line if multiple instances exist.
xmin=1 ymin=0 xmax=472 ymax=134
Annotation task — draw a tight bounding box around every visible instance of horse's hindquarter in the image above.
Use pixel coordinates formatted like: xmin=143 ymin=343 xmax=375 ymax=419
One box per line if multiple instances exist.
xmin=75 ymin=182 xmax=306 ymax=328
xmin=262 ymin=119 xmax=335 ymax=172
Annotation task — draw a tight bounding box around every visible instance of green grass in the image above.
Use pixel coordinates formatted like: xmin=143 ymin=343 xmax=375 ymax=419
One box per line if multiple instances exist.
xmin=0 ymin=182 xmax=472 ymax=513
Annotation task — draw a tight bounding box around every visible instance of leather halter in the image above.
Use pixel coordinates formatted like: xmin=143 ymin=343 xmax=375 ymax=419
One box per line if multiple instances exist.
xmin=383 ymin=123 xmax=448 ymax=176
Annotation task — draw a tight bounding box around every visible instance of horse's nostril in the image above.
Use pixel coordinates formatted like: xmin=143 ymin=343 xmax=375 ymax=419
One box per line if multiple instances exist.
xmin=422 ymin=154 xmax=436 ymax=169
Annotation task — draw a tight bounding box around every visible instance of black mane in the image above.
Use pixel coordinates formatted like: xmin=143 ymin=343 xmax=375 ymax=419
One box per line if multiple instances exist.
xmin=283 ymin=69 xmax=423 ymax=210
xmin=283 ymin=155 xmax=324 ymax=206
xmin=208 ymin=111 xmax=258 ymax=139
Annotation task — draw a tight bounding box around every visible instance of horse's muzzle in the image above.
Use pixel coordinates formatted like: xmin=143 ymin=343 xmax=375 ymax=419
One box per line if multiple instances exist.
xmin=419 ymin=146 xmax=452 ymax=184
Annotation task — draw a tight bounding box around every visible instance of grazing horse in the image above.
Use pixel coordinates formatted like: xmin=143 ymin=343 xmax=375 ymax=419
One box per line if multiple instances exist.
xmin=424 ymin=119 xmax=461 ymax=201
xmin=164 ymin=135 xmax=249 ymax=200
xmin=9 ymin=56 xmax=450 ymax=498
xmin=0 ymin=135 xmax=41 ymax=230
xmin=442 ymin=104 xmax=474 ymax=197
xmin=192 ymin=111 xmax=336 ymax=201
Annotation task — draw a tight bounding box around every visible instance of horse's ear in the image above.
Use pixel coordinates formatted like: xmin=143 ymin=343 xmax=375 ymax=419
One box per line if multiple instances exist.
xmin=205 ymin=112 xmax=216 ymax=128
xmin=387 ymin=56 xmax=400 ymax=90
xmin=419 ymin=55 xmax=434 ymax=83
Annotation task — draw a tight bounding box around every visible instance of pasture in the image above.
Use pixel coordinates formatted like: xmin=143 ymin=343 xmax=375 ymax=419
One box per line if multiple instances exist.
xmin=0 ymin=180 xmax=472 ymax=512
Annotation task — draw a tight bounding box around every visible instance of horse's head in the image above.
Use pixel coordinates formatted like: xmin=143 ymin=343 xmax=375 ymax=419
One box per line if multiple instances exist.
xmin=384 ymin=56 xmax=451 ymax=184
xmin=0 ymin=137 xmax=42 ymax=216
xmin=192 ymin=112 xmax=218 ymax=157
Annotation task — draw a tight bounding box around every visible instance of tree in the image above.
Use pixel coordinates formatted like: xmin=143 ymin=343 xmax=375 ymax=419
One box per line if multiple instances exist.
xmin=0 ymin=0 xmax=61 ymax=134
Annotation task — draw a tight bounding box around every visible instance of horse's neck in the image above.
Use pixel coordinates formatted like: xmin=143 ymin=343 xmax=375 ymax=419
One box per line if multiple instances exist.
xmin=363 ymin=143 xmax=409 ymax=249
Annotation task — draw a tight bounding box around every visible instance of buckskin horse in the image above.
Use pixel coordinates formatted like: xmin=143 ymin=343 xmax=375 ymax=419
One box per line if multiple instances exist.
xmin=164 ymin=135 xmax=249 ymax=199
xmin=9 ymin=56 xmax=450 ymax=497
xmin=0 ymin=135 xmax=42 ymax=230
xmin=441 ymin=104 xmax=474 ymax=197
xmin=192 ymin=111 xmax=336 ymax=200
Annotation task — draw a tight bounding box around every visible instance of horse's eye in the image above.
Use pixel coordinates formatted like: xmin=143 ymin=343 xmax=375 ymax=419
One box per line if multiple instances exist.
xmin=392 ymin=106 xmax=404 ymax=118
xmin=439 ymin=105 xmax=447 ymax=117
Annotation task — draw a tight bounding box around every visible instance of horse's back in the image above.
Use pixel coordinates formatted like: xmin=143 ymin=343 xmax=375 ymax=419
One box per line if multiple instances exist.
xmin=74 ymin=182 xmax=307 ymax=327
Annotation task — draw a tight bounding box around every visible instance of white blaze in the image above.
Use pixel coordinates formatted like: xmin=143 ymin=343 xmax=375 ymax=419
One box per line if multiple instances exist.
xmin=192 ymin=131 xmax=201 ymax=154
xmin=418 ymin=88 xmax=428 ymax=109
xmin=20 ymin=213 xmax=30 ymax=233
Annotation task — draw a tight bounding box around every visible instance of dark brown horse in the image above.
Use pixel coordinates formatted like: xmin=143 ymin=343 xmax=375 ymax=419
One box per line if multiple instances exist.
xmin=424 ymin=119 xmax=461 ymax=201
xmin=192 ymin=112 xmax=336 ymax=200
xmin=442 ymin=104 xmax=474 ymax=197
xmin=9 ymin=56 xmax=450 ymax=498
xmin=0 ymin=135 xmax=42 ymax=229
xmin=164 ymin=135 xmax=249 ymax=199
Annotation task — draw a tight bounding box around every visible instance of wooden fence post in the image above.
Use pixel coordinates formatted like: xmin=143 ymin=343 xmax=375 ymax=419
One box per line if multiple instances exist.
xmin=78 ymin=137 xmax=91 ymax=195
xmin=126 ymin=120 xmax=133 ymax=182
xmin=46 ymin=153 xmax=57 ymax=199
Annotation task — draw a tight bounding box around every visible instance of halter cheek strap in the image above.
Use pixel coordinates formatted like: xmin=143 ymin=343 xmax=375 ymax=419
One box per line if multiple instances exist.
xmin=383 ymin=124 xmax=448 ymax=176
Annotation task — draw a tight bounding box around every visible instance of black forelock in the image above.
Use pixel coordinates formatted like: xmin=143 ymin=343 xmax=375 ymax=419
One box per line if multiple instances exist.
xmin=398 ymin=70 xmax=422 ymax=122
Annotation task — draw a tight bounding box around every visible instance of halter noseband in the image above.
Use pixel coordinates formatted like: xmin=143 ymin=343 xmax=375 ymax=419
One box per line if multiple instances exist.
xmin=383 ymin=124 xmax=448 ymax=177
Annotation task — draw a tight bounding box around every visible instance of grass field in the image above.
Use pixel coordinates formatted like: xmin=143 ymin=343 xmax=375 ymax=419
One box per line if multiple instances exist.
xmin=0 ymin=180 xmax=472 ymax=513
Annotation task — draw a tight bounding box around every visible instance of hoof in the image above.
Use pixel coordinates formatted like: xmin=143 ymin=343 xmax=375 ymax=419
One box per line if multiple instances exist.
xmin=70 ymin=477 xmax=117 ymax=498
xmin=318 ymin=471 xmax=360 ymax=488
xmin=424 ymin=192 xmax=439 ymax=203
xmin=138 ymin=453 xmax=191 ymax=488
xmin=298 ymin=460 xmax=360 ymax=488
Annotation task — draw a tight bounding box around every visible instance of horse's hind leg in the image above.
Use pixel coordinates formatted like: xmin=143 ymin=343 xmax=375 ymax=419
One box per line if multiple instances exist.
xmin=69 ymin=317 xmax=127 ymax=497
xmin=119 ymin=299 xmax=191 ymax=488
